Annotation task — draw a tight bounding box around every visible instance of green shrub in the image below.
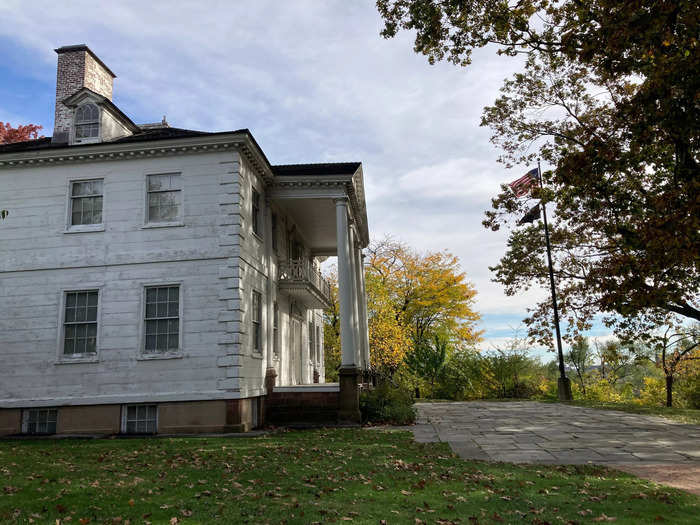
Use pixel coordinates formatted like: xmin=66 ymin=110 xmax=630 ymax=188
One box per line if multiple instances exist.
xmin=360 ymin=382 xmax=416 ymax=425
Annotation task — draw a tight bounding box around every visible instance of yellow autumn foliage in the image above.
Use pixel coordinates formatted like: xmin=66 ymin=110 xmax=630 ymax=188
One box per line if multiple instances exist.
xmin=324 ymin=238 xmax=482 ymax=378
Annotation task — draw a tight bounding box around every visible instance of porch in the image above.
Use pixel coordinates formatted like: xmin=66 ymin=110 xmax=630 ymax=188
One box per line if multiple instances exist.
xmin=265 ymin=163 xmax=370 ymax=423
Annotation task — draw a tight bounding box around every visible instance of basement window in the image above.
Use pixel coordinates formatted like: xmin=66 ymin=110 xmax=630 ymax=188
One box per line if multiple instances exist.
xmin=74 ymin=103 xmax=100 ymax=142
xmin=123 ymin=404 xmax=157 ymax=434
xmin=23 ymin=408 xmax=58 ymax=435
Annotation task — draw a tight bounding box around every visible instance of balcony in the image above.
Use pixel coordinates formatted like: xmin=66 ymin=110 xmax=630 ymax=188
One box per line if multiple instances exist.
xmin=278 ymin=259 xmax=332 ymax=309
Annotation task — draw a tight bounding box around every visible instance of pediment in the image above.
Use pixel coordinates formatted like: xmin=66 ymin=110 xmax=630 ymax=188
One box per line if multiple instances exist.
xmin=61 ymin=87 xmax=109 ymax=108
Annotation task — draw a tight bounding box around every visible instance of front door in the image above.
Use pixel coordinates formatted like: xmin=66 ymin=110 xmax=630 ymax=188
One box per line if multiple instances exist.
xmin=290 ymin=317 xmax=303 ymax=384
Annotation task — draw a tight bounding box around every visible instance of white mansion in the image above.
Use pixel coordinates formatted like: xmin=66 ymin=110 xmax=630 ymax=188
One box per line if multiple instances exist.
xmin=0 ymin=45 xmax=370 ymax=435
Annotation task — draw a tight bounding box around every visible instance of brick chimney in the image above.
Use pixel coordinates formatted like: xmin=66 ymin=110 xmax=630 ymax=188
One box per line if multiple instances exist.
xmin=53 ymin=45 xmax=116 ymax=142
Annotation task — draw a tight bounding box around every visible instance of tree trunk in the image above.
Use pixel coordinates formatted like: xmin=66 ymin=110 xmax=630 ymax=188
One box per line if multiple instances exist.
xmin=665 ymin=375 xmax=673 ymax=408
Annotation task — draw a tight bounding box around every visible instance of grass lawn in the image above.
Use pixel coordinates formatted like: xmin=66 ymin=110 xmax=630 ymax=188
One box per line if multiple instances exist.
xmin=550 ymin=399 xmax=700 ymax=425
xmin=1 ymin=429 xmax=698 ymax=524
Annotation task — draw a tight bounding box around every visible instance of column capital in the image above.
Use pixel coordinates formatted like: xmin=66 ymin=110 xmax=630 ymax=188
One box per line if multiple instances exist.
xmin=333 ymin=197 xmax=349 ymax=207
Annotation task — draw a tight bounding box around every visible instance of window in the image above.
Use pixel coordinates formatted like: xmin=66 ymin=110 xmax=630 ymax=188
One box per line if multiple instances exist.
xmin=273 ymin=301 xmax=279 ymax=359
xmin=24 ymin=408 xmax=58 ymax=434
xmin=251 ymin=188 xmax=261 ymax=236
xmin=124 ymin=405 xmax=157 ymax=434
xmin=316 ymin=325 xmax=321 ymax=364
xmin=74 ymin=103 xmax=99 ymax=140
xmin=309 ymin=321 xmax=314 ymax=363
xmin=147 ymin=174 xmax=182 ymax=223
xmin=144 ymin=285 xmax=180 ymax=353
xmin=63 ymin=290 xmax=98 ymax=355
xmin=70 ymin=179 xmax=103 ymax=226
xmin=252 ymin=291 xmax=262 ymax=353
xmin=271 ymin=213 xmax=278 ymax=251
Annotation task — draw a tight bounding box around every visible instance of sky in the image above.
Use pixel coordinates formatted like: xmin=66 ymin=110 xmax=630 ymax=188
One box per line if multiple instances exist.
xmin=0 ymin=0 xmax=613 ymax=358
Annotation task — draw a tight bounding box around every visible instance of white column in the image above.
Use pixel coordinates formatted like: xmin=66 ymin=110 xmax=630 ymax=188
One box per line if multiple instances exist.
xmin=264 ymin=200 xmax=274 ymax=369
xmin=263 ymin=197 xmax=277 ymax=393
xmin=356 ymin=249 xmax=371 ymax=371
xmin=347 ymin=225 xmax=363 ymax=368
xmin=335 ymin=198 xmax=358 ymax=368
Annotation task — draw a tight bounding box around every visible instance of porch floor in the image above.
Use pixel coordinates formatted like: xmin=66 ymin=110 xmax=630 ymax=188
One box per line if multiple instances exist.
xmin=274 ymin=383 xmax=339 ymax=393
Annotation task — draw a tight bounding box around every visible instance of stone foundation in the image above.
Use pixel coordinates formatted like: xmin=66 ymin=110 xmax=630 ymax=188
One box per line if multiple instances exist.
xmin=0 ymin=397 xmax=263 ymax=437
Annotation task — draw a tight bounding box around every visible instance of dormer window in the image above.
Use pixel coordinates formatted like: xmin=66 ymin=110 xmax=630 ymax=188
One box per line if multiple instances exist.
xmin=74 ymin=103 xmax=100 ymax=141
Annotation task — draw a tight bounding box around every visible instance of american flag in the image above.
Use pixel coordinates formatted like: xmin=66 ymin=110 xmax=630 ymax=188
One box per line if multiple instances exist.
xmin=509 ymin=168 xmax=539 ymax=198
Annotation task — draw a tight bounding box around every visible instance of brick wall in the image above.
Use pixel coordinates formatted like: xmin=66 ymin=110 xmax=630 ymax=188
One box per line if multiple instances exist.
xmin=266 ymin=390 xmax=339 ymax=425
xmin=53 ymin=47 xmax=114 ymax=136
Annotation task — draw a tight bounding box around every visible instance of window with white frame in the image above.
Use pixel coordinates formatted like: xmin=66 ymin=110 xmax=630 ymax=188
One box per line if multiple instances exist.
xmin=147 ymin=173 xmax=182 ymax=223
xmin=273 ymin=301 xmax=279 ymax=359
xmin=63 ymin=290 xmax=99 ymax=355
xmin=74 ymin=103 xmax=100 ymax=140
xmin=70 ymin=179 xmax=103 ymax=226
xmin=309 ymin=321 xmax=314 ymax=363
xmin=143 ymin=285 xmax=180 ymax=353
xmin=123 ymin=404 xmax=157 ymax=434
xmin=251 ymin=188 xmax=261 ymax=237
xmin=316 ymin=325 xmax=321 ymax=364
xmin=252 ymin=290 xmax=262 ymax=353
xmin=23 ymin=408 xmax=58 ymax=434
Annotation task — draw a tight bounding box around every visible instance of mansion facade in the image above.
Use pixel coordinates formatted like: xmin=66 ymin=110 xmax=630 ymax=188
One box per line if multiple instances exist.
xmin=0 ymin=45 xmax=370 ymax=435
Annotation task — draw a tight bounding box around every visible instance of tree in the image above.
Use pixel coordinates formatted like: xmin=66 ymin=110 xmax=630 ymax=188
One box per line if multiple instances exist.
xmin=323 ymin=271 xmax=341 ymax=381
xmin=377 ymin=1 xmax=699 ymax=346
xmin=405 ymin=333 xmax=448 ymax=390
xmin=365 ymin=237 xmax=481 ymax=349
xmin=565 ymin=337 xmax=592 ymax=396
xmin=650 ymin=322 xmax=699 ymax=407
xmin=0 ymin=122 xmax=43 ymax=144
xmin=594 ymin=339 xmax=637 ymax=387
xmin=324 ymin=237 xmax=481 ymax=380
xmin=483 ymin=335 xmax=535 ymax=399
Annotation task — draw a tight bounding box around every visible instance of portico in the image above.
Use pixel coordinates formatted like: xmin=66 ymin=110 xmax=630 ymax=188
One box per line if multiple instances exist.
xmin=268 ymin=162 xmax=371 ymax=422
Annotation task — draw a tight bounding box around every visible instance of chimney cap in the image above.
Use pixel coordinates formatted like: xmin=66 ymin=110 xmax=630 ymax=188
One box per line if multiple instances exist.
xmin=54 ymin=44 xmax=117 ymax=78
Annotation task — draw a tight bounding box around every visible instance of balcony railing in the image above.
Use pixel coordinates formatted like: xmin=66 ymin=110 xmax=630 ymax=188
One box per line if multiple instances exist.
xmin=278 ymin=258 xmax=332 ymax=306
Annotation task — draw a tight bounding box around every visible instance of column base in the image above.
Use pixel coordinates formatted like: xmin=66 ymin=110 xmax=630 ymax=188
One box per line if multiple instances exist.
xmin=557 ymin=377 xmax=573 ymax=401
xmin=338 ymin=366 xmax=361 ymax=423
xmin=264 ymin=367 xmax=277 ymax=395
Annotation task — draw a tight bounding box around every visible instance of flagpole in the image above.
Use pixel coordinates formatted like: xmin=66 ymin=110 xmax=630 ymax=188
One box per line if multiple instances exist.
xmin=537 ymin=160 xmax=572 ymax=401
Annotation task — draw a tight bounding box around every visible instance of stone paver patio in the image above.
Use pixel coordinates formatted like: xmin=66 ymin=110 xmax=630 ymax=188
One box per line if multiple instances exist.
xmin=413 ymin=401 xmax=700 ymax=493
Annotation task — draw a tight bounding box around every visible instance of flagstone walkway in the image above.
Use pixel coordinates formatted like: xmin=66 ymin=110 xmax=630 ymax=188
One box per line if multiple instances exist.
xmin=413 ymin=401 xmax=700 ymax=494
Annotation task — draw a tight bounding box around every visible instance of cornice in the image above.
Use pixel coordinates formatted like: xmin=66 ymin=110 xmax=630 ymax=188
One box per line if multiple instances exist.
xmin=272 ymin=172 xmax=369 ymax=247
xmin=0 ymin=133 xmax=274 ymax=182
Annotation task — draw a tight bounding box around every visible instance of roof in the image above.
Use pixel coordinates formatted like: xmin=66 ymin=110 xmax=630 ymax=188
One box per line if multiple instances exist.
xmin=0 ymin=127 xmax=225 ymax=153
xmin=271 ymin=162 xmax=361 ymax=176
xmin=0 ymin=131 xmax=361 ymax=181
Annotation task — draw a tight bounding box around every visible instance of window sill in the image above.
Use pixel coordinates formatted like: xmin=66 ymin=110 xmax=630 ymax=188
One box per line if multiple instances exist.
xmin=137 ymin=352 xmax=184 ymax=361
xmin=141 ymin=222 xmax=185 ymax=229
xmin=55 ymin=355 xmax=99 ymax=365
xmin=251 ymin=352 xmax=264 ymax=360
xmin=64 ymin=225 xmax=105 ymax=234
